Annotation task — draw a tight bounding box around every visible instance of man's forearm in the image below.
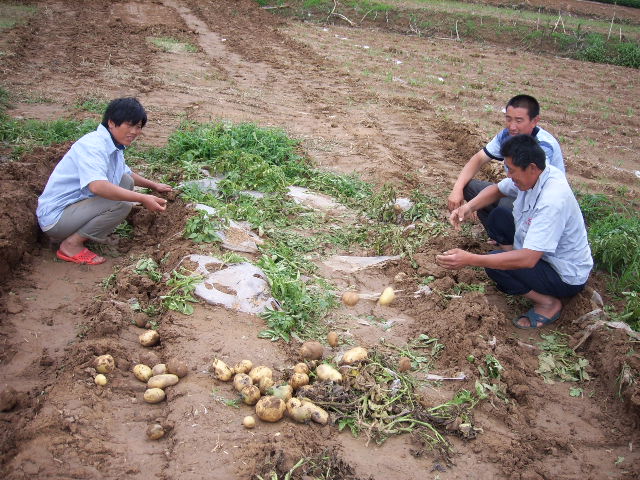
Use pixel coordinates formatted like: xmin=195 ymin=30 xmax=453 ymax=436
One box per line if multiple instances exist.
xmin=467 ymin=248 xmax=542 ymax=270
xmin=465 ymin=184 xmax=505 ymax=212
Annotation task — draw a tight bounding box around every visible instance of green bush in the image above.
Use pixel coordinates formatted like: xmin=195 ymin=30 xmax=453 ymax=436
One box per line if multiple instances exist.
xmin=587 ymin=0 xmax=640 ymax=8
xmin=615 ymin=42 xmax=640 ymax=69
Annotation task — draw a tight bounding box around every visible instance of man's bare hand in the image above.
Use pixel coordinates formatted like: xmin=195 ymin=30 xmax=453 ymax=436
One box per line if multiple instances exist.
xmin=448 ymin=204 xmax=473 ymax=230
xmin=141 ymin=194 xmax=168 ymax=212
xmin=153 ymin=182 xmax=173 ymax=193
xmin=447 ymin=191 xmax=464 ymax=212
xmin=435 ymin=249 xmax=470 ymax=270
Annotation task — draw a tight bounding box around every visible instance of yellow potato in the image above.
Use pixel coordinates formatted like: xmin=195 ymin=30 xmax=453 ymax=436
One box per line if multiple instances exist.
xmin=152 ymin=363 xmax=167 ymax=376
xmin=315 ymin=364 xmax=342 ymax=382
xmin=94 ymin=374 xmax=108 ymax=386
xmin=292 ymin=362 xmax=310 ymax=375
xmin=139 ymin=329 xmax=160 ymax=347
xmin=327 ymin=331 xmax=339 ymax=347
xmin=243 ymin=416 xmax=256 ymax=429
xmin=255 ymin=396 xmax=286 ymax=423
xmin=146 ymin=423 xmax=165 ymax=440
xmin=248 ymin=366 xmax=273 ymax=384
xmin=286 ymin=398 xmax=312 ymax=423
xmin=147 ymin=374 xmax=179 ymax=389
xmin=233 ymin=373 xmax=253 ymax=392
xmin=289 ymin=372 xmax=309 ymax=390
xmin=95 ymin=354 xmax=115 ymax=374
xmin=233 ymin=359 xmax=253 ymax=375
xmin=133 ymin=364 xmax=153 ymax=382
xmin=143 ymin=388 xmax=166 ymax=404
xmin=378 ymin=287 xmax=395 ymax=306
xmin=241 ymin=385 xmax=261 ymax=405
xmin=211 ymin=358 xmax=233 ymax=381
xmin=340 ymin=346 xmax=368 ymax=365
xmin=302 ymin=400 xmax=329 ymax=425
xmin=258 ymin=376 xmax=275 ymax=395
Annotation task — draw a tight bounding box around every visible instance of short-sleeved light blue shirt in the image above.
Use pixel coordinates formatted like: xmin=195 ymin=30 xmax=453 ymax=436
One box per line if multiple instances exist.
xmin=497 ymin=165 xmax=592 ymax=285
xmin=36 ymin=124 xmax=132 ymax=230
xmin=485 ymin=126 xmax=565 ymax=174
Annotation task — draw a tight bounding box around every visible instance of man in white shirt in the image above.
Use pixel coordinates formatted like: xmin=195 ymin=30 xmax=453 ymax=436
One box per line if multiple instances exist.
xmin=436 ymin=135 xmax=592 ymax=329
xmin=37 ymin=97 xmax=172 ymax=265
xmin=447 ymin=95 xmax=564 ymax=236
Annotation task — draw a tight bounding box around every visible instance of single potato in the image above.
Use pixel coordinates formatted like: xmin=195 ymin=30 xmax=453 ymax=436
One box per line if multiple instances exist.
xmin=147 ymin=374 xmax=179 ymax=389
xmin=95 ymin=354 xmax=115 ymax=374
xmin=139 ymin=329 xmax=160 ymax=347
xmin=211 ymin=358 xmax=233 ymax=381
xmin=255 ymin=396 xmax=286 ymax=422
xmin=133 ymin=364 xmax=153 ymax=382
xmin=300 ymin=341 xmax=323 ymax=360
xmin=143 ymin=388 xmax=166 ymax=404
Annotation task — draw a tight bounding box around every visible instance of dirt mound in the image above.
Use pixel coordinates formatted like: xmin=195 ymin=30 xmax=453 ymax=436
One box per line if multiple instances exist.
xmin=0 ymin=143 xmax=69 ymax=280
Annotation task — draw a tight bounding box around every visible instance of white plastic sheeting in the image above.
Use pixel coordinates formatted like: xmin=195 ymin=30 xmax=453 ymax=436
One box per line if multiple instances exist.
xmin=178 ymin=254 xmax=278 ymax=314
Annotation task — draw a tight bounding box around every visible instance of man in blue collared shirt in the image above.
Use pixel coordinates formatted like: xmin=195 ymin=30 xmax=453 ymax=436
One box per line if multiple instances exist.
xmin=436 ymin=135 xmax=592 ymax=329
xmin=37 ymin=97 xmax=172 ymax=265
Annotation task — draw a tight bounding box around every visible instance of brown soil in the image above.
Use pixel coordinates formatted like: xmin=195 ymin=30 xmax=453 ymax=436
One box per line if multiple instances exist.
xmin=1 ymin=1 xmax=639 ymax=479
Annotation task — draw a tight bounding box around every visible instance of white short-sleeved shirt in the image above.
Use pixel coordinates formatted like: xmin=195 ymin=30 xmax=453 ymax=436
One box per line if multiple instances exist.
xmin=485 ymin=126 xmax=565 ymax=174
xmin=497 ymin=165 xmax=592 ymax=285
xmin=36 ymin=124 xmax=132 ymax=230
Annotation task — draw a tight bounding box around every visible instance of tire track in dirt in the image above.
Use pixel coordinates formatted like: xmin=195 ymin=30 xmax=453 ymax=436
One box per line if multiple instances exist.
xmin=157 ymin=0 xmax=449 ymax=189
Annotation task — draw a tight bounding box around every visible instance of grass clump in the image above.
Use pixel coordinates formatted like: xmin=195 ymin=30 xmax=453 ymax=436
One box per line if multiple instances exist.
xmin=577 ymin=191 xmax=640 ymax=329
xmin=0 ymin=95 xmax=97 ymax=157
xmin=147 ymin=36 xmax=198 ymax=53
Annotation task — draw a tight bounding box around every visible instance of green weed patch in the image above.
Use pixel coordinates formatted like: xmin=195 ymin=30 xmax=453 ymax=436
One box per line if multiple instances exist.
xmin=274 ymin=0 xmax=640 ymax=69
xmin=577 ymin=191 xmax=640 ymax=330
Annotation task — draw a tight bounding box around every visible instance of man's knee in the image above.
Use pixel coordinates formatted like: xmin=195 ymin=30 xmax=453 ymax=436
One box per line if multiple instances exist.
xmin=120 ymin=174 xmax=134 ymax=191
xmin=463 ymin=179 xmax=493 ymax=202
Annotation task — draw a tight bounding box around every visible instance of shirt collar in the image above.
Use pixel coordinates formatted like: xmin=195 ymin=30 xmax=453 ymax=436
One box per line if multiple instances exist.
xmin=98 ymin=123 xmax=126 ymax=151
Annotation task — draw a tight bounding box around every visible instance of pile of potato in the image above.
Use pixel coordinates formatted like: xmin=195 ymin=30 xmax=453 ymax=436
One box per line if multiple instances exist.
xmin=212 ymin=342 xmax=369 ymax=429
xmin=133 ymin=358 xmax=189 ymax=404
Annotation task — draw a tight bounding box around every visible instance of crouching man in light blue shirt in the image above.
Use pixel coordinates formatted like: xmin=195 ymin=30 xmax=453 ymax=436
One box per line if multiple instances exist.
xmin=36 ymin=97 xmax=172 ymax=265
xmin=436 ymin=134 xmax=593 ymax=329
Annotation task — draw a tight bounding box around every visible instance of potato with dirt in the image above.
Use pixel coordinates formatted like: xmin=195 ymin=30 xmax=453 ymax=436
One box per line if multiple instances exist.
xmin=94 ymin=354 xmax=115 ymax=374
xmin=233 ymin=373 xmax=253 ymax=392
xmin=147 ymin=374 xmax=179 ymax=389
xmin=248 ymin=365 xmax=273 ymax=384
xmin=255 ymin=396 xmax=286 ymax=422
xmin=315 ymin=364 xmax=342 ymax=382
xmin=167 ymin=358 xmax=189 ymax=378
xmin=233 ymin=359 xmax=253 ymax=375
xmin=341 ymin=346 xmax=368 ymax=365
xmin=300 ymin=341 xmax=323 ymax=360
xmin=143 ymin=388 xmax=166 ymax=404
xmin=240 ymin=385 xmax=261 ymax=405
xmin=289 ymin=372 xmax=309 ymax=390
xmin=139 ymin=329 xmax=160 ymax=347
xmin=211 ymin=358 xmax=234 ymax=381
xmin=133 ymin=364 xmax=153 ymax=382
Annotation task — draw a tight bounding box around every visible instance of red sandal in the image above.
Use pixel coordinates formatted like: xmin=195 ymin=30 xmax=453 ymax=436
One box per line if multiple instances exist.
xmin=56 ymin=248 xmax=106 ymax=265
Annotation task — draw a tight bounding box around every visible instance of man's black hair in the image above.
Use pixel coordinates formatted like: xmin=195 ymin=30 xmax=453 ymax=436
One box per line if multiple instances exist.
xmin=101 ymin=97 xmax=147 ymax=128
xmin=501 ymin=134 xmax=546 ymax=170
xmin=506 ymin=94 xmax=540 ymax=120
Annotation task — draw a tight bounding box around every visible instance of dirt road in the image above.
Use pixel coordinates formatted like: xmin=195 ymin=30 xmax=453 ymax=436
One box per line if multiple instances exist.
xmin=1 ymin=1 xmax=639 ymax=479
